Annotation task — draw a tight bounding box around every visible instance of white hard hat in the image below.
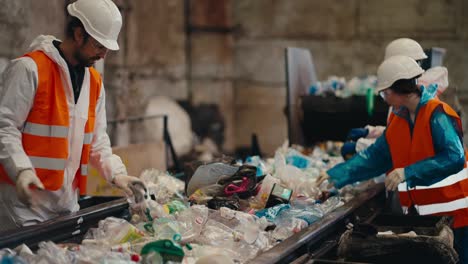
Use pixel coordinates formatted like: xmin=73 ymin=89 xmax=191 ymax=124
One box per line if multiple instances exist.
xmin=376 ymin=55 xmax=424 ymax=92
xmin=67 ymin=0 xmax=122 ymax=51
xmin=384 ymin=38 xmax=428 ymax=61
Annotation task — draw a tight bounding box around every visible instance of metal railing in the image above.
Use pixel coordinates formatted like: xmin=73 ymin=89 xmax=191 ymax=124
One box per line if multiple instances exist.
xmin=107 ymin=114 xmax=181 ymax=172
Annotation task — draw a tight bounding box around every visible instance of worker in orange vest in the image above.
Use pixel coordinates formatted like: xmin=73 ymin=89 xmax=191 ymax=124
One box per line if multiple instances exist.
xmin=318 ymin=55 xmax=468 ymax=263
xmin=0 ymin=0 xmax=144 ymax=230
xmin=341 ymin=38 xmax=451 ymax=159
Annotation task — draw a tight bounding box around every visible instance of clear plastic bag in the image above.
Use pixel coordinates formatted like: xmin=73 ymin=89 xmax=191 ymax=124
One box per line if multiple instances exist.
xmin=175 ymin=205 xmax=209 ymax=243
xmin=152 ymin=218 xmax=182 ymax=241
xmin=320 ymin=196 xmax=344 ymax=214
xmin=285 ymin=149 xmax=312 ymax=169
xmin=196 ymin=219 xmax=235 ymax=248
xmin=73 ymin=245 xmax=138 ymax=264
xmin=140 ymin=169 xmax=185 ymax=204
xmin=271 ymin=218 xmax=308 ymax=241
xmin=25 ymin=241 xmax=72 ymax=264
xmin=184 ymin=245 xmax=240 ymax=263
xmin=84 ymin=217 xmax=145 ymax=245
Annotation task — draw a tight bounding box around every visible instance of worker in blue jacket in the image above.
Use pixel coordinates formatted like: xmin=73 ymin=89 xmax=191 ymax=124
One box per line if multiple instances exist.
xmin=318 ymin=56 xmax=468 ymax=263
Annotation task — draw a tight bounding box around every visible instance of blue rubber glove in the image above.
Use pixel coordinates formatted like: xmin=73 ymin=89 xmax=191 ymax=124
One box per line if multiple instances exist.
xmin=341 ymin=142 xmax=357 ymax=160
xmin=346 ymin=128 xmax=369 ymax=141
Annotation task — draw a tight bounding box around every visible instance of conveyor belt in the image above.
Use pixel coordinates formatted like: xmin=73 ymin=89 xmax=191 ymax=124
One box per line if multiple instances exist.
xmin=249 ymin=183 xmax=385 ymax=264
xmin=0 ymin=184 xmax=385 ymax=263
xmin=0 ymin=197 xmax=130 ymax=250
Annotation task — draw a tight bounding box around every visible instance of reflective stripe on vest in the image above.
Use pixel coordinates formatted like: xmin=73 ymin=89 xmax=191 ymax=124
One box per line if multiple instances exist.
xmin=398 ymin=167 xmax=468 ymax=191
xmin=387 ymin=98 xmax=468 ymax=228
xmin=398 ymin=168 xmax=468 ymax=216
xmin=29 ymin=156 xmax=67 ymax=171
xmin=83 ymin=133 xmax=93 ymax=145
xmin=23 ymin=122 xmax=68 ymax=138
xmin=414 ymin=197 xmax=468 ymax=215
xmin=81 ymin=164 xmax=88 ymax=176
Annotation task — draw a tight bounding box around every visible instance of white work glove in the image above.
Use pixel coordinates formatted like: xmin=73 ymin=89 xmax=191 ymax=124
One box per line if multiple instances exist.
xmin=113 ymin=175 xmax=147 ymax=198
xmin=385 ymin=168 xmax=405 ymax=191
xmin=365 ymin=125 xmax=386 ymax=139
xmin=16 ymin=169 xmax=44 ymax=206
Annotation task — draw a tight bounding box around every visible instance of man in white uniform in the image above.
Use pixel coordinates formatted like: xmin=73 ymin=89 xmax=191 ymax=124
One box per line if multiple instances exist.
xmin=0 ymin=0 xmax=144 ymax=231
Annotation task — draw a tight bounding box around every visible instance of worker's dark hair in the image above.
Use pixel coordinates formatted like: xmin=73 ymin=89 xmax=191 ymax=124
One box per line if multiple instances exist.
xmin=65 ymin=16 xmax=90 ymax=42
xmin=390 ymin=75 xmax=422 ymax=96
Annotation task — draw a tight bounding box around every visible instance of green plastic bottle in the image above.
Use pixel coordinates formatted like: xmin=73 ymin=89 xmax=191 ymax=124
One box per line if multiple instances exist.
xmin=366 ymin=87 xmax=374 ymax=117
xmin=140 ymin=240 xmax=185 ymax=263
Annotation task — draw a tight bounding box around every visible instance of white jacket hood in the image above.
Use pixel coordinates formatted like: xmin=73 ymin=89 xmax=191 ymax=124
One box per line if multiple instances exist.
xmin=27 ymin=35 xmax=66 ymax=68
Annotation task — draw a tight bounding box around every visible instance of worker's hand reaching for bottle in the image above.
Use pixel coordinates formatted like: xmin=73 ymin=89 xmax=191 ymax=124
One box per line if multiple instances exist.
xmin=316 ymin=170 xmax=335 ymax=189
xmin=16 ymin=169 xmax=44 ymax=207
xmin=113 ymin=174 xmax=147 ymax=198
xmin=385 ymin=168 xmax=405 ymax=191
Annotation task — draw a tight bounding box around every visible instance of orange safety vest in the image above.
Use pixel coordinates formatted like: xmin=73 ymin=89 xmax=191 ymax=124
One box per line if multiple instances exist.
xmin=386 ymin=98 xmax=468 ymax=228
xmin=0 ymin=50 xmax=102 ymax=195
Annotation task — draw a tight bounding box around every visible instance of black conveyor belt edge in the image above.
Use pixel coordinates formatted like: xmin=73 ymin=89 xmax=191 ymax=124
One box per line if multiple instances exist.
xmin=249 ymin=183 xmax=385 ymax=264
xmin=0 ymin=197 xmax=129 ymax=250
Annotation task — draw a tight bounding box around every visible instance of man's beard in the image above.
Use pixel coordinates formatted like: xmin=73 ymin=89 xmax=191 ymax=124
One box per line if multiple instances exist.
xmin=74 ymin=50 xmax=99 ymax=68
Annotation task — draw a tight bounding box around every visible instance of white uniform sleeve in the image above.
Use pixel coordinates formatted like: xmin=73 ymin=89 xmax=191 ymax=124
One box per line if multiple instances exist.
xmin=0 ymin=58 xmax=37 ymax=182
xmin=89 ymin=82 xmax=127 ymax=183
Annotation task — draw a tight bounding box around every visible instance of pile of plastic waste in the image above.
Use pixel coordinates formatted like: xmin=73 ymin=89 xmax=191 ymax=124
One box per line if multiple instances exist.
xmin=0 ymin=141 xmax=368 ymax=264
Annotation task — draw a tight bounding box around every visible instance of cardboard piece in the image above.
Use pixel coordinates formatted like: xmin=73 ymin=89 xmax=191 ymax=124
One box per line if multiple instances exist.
xmin=87 ymin=141 xmax=166 ymax=196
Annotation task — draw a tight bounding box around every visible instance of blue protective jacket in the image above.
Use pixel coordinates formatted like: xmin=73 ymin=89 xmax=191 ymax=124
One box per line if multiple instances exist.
xmin=328 ymin=84 xmax=466 ymax=189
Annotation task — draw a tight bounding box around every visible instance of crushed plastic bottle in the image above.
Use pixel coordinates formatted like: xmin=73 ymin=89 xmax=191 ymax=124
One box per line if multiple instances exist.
xmin=255 ymin=204 xmax=291 ymax=222
xmin=163 ymin=200 xmax=187 ymax=214
xmin=271 ymin=218 xmax=308 ymax=241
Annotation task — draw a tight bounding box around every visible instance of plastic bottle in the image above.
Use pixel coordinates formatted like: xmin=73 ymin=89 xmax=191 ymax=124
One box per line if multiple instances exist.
xmin=113 ymin=223 xmax=145 ymax=244
xmin=88 ymin=217 xmax=145 ymax=245
xmin=0 ymin=255 xmax=27 ymax=264
xmin=163 ymin=200 xmax=187 ymax=214
xmin=140 ymin=240 xmax=185 ymax=263
xmin=308 ymin=82 xmax=322 ymax=95
xmin=366 ymin=87 xmax=374 ymax=116
xmin=153 ymin=218 xmax=182 ymax=242
xmin=254 ymin=204 xmax=291 ymax=222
